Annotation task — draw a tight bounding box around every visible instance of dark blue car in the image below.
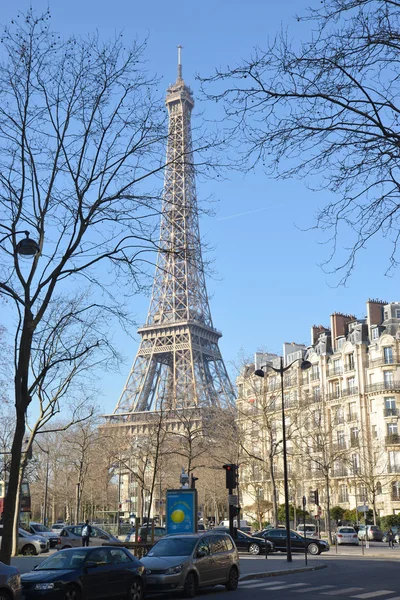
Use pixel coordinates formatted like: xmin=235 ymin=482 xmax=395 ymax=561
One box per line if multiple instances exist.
xmin=21 ymin=546 xmax=145 ymax=600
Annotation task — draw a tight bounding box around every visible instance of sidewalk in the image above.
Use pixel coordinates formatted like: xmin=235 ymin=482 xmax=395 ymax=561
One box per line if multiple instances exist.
xmin=239 ymin=553 xmax=328 ymax=580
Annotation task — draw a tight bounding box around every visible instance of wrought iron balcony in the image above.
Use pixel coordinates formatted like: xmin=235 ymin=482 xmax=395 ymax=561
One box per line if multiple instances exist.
xmin=326 ymin=391 xmax=342 ymax=401
xmin=347 ymin=412 xmax=358 ymax=421
xmin=366 ymin=381 xmax=400 ymax=393
xmin=332 ymin=467 xmax=348 ymax=477
xmin=327 ymin=366 xmax=343 ymax=377
xmin=384 ymin=407 xmax=399 ymax=417
xmin=311 ymin=372 xmax=320 ymax=381
xmin=386 ymin=434 xmax=400 ymax=445
xmin=342 ymin=386 xmax=359 ymax=398
xmin=344 ymin=364 xmax=355 ymax=373
xmin=388 ymin=464 xmax=400 ymax=473
xmin=368 ymin=354 xmax=400 ymax=368
xmin=332 ymin=441 xmax=347 ymax=451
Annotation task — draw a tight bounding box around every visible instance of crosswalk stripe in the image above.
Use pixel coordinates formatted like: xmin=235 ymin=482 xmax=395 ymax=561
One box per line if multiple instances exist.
xmin=259 ymin=583 xmax=309 ymax=591
xmin=322 ymin=588 xmax=364 ymax=596
xmin=294 ymin=586 xmax=337 ymax=593
xmin=351 ymin=592 xmax=395 ymax=599
xmin=240 ymin=580 xmax=285 ymax=588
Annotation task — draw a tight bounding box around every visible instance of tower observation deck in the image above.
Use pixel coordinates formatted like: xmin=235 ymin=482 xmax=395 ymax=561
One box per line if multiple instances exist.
xmin=111 ymin=48 xmax=235 ymax=416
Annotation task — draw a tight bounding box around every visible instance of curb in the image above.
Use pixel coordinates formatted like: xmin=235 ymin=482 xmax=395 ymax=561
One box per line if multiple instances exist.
xmin=240 ymin=563 xmax=328 ymax=581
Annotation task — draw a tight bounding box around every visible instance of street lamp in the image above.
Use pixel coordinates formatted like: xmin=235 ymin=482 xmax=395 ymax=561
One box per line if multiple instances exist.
xmin=0 ymin=229 xmax=40 ymax=257
xmin=255 ymin=356 xmax=312 ymax=562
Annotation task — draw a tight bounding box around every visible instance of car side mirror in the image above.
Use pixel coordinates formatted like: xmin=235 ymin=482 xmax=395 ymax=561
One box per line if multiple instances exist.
xmin=33 ymin=565 xmax=38 ymax=570
xmin=196 ymin=549 xmax=206 ymax=558
xmin=100 ymin=535 xmax=108 ymax=540
xmin=84 ymin=562 xmax=98 ymax=572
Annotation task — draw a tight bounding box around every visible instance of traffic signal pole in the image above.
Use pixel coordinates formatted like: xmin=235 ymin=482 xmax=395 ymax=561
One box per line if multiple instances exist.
xmin=228 ymin=484 xmax=234 ymax=539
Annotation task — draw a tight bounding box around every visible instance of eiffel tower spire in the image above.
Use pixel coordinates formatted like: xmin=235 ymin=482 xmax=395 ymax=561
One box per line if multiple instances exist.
xmin=112 ymin=49 xmax=235 ymax=414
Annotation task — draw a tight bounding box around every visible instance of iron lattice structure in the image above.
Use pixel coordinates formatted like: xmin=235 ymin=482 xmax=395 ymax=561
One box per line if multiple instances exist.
xmin=112 ymin=52 xmax=235 ymax=415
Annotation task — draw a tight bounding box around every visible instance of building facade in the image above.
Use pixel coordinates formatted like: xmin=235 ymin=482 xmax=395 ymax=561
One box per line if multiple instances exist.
xmin=237 ymin=299 xmax=400 ymax=525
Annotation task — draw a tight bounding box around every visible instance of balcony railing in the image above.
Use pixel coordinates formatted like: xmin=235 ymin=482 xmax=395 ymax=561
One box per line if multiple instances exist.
xmin=368 ymin=354 xmax=400 ymax=368
xmin=386 ymin=434 xmax=400 ymax=445
xmin=344 ymin=364 xmax=355 ymax=373
xmin=391 ymin=493 xmax=400 ymax=501
xmin=333 ymin=417 xmax=345 ymax=426
xmin=342 ymin=386 xmax=359 ymax=398
xmin=338 ymin=495 xmax=349 ymax=503
xmin=332 ymin=441 xmax=347 ymax=451
xmin=326 ymin=391 xmax=342 ymax=401
xmin=311 ymin=372 xmax=320 ymax=381
xmin=384 ymin=407 xmax=399 ymax=417
xmin=348 ymin=412 xmax=358 ymax=421
xmin=366 ymin=381 xmax=400 ymax=393
xmin=327 ymin=366 xmax=343 ymax=377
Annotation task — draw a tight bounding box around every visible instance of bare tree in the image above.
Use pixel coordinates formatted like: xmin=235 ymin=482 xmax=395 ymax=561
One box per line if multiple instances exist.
xmin=0 ymin=8 xmax=172 ymax=562
xmin=202 ymin=0 xmax=400 ymax=282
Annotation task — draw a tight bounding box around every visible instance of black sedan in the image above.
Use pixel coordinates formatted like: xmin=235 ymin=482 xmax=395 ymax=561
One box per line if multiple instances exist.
xmin=254 ymin=528 xmax=329 ymax=555
xmin=211 ymin=528 xmax=274 ymax=555
xmin=21 ymin=546 xmax=145 ymax=600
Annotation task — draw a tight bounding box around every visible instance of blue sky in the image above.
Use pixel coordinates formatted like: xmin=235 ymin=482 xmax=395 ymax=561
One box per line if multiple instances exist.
xmin=4 ymin=0 xmax=400 ymax=415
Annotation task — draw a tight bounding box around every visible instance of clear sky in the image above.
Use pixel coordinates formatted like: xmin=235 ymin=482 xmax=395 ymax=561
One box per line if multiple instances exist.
xmin=4 ymin=0 xmax=400 ymax=415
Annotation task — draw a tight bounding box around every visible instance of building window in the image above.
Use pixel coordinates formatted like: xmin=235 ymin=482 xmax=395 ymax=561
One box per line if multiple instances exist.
xmin=384 ymin=347 xmax=394 ymax=364
xmin=387 ymin=422 xmax=398 ymax=436
xmin=396 ymin=309 xmax=400 ymax=319
xmin=372 ymin=425 xmax=378 ymax=439
xmin=372 ymin=327 xmax=379 ymax=340
xmin=384 ymin=371 xmax=394 ymax=386
xmin=347 ymin=377 xmax=356 ymax=392
xmin=392 ymin=480 xmax=400 ymax=500
xmin=347 ymin=354 xmax=355 ymax=370
xmin=389 ymin=451 xmax=400 ymax=473
xmin=313 ymin=386 xmax=320 ymax=402
xmin=337 ymin=431 xmax=346 ymax=449
xmin=352 ymin=453 xmax=360 ymax=474
xmin=339 ymin=484 xmax=348 ymax=503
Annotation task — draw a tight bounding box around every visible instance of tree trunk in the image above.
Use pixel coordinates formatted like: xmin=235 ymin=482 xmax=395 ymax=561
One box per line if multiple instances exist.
xmin=0 ymin=407 xmax=26 ymax=563
xmin=269 ymin=462 xmax=278 ymax=527
xmin=325 ymin=475 xmax=332 ymax=544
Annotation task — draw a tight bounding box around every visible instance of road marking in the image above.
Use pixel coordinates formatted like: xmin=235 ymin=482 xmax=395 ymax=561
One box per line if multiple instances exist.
xmin=294 ymin=586 xmax=337 ymax=593
xmin=351 ymin=592 xmax=395 ymax=599
xmin=259 ymin=583 xmax=309 ymax=591
xmin=322 ymin=588 xmax=364 ymax=596
xmin=240 ymin=580 xmax=285 ymax=588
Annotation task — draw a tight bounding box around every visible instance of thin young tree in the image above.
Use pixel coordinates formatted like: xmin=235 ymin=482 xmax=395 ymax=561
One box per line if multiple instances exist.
xmin=0 ymin=9 xmax=171 ymax=563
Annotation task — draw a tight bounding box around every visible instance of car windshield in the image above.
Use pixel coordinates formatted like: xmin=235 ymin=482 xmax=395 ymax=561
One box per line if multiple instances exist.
xmin=339 ymin=528 xmax=355 ymax=533
xmin=147 ymin=537 xmax=197 ymax=557
xmin=32 ymin=524 xmax=51 ymax=533
xmin=36 ymin=551 xmax=87 ymax=570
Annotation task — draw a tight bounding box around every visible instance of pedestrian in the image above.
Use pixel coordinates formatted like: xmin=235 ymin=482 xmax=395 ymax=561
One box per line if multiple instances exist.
xmin=81 ymin=519 xmax=92 ymax=547
xmin=388 ymin=527 xmax=394 ymax=549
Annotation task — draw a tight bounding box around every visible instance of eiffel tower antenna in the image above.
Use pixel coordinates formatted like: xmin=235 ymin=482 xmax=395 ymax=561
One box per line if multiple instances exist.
xmin=111 ymin=55 xmax=235 ymax=416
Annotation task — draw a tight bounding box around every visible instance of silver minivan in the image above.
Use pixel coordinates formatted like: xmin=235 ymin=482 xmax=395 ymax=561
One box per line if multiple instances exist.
xmin=57 ymin=525 xmax=119 ymax=549
xmin=141 ymin=532 xmax=239 ymax=597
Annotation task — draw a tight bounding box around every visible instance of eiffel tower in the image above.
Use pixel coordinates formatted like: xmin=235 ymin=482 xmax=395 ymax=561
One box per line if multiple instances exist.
xmin=111 ymin=48 xmax=235 ymax=417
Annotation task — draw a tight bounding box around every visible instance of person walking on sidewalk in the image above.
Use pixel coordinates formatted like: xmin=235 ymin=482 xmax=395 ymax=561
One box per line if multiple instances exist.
xmin=388 ymin=528 xmax=394 ymax=549
xmin=82 ymin=520 xmax=93 ymax=547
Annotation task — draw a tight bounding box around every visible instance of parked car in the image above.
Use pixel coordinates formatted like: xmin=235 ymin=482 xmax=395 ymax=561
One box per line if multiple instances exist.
xmin=383 ymin=527 xmax=400 ymax=542
xmin=28 ymin=523 xmax=60 ymax=548
xmin=211 ymin=527 xmax=273 ymax=555
xmin=57 ymin=525 xmax=119 ymax=549
xmin=21 ymin=546 xmax=145 ymax=600
xmin=50 ymin=523 xmax=66 ymax=533
xmin=357 ymin=525 xmax=384 ymax=541
xmin=257 ymin=528 xmax=330 ymax=555
xmin=333 ymin=526 xmax=359 ymax=545
xmin=0 ymin=560 xmax=22 ymax=600
xmin=296 ymin=524 xmax=319 ymax=539
xmin=141 ymin=532 xmax=239 ymax=596
xmin=125 ymin=526 xmax=166 ymax=543
xmin=0 ymin=525 xmax=49 ymax=556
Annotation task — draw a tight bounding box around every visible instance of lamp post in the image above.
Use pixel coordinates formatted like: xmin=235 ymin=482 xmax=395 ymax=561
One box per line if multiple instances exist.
xmin=255 ymin=356 xmax=312 ymax=562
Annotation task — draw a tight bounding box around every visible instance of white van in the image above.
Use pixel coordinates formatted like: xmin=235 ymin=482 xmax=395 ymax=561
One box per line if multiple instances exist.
xmin=219 ymin=519 xmax=248 ymax=529
xmin=296 ymin=524 xmax=318 ymax=538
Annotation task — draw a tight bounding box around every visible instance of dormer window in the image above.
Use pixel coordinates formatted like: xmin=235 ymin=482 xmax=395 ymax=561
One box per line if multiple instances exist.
xmin=372 ymin=328 xmax=379 ymax=340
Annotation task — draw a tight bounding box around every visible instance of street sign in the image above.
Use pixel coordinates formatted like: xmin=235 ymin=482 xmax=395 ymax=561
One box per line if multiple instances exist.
xmin=357 ymin=505 xmax=369 ymax=512
xmin=228 ymin=494 xmax=238 ymax=505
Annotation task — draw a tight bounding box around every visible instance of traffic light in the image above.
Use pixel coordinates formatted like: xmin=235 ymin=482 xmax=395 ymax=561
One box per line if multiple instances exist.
xmin=309 ymin=489 xmax=319 ymax=505
xmin=223 ymin=464 xmax=237 ymax=489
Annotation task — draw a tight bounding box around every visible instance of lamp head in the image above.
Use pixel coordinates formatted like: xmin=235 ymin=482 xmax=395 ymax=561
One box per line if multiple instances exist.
xmin=254 ymin=369 xmax=265 ymax=378
xmin=300 ymin=360 xmax=312 ymax=371
xmin=16 ymin=231 xmax=40 ymax=257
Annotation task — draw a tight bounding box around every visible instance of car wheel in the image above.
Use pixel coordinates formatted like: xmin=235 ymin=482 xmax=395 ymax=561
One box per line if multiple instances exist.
xmin=225 ymin=566 xmax=239 ymax=591
xmin=307 ymin=543 xmax=320 ymax=555
xmin=0 ymin=590 xmax=11 ymax=600
xmin=64 ymin=585 xmax=81 ymax=600
xmin=128 ymin=578 xmax=144 ymax=600
xmin=21 ymin=544 xmax=37 ymax=556
xmin=249 ymin=543 xmax=260 ymax=555
xmin=183 ymin=572 xmax=197 ymax=598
